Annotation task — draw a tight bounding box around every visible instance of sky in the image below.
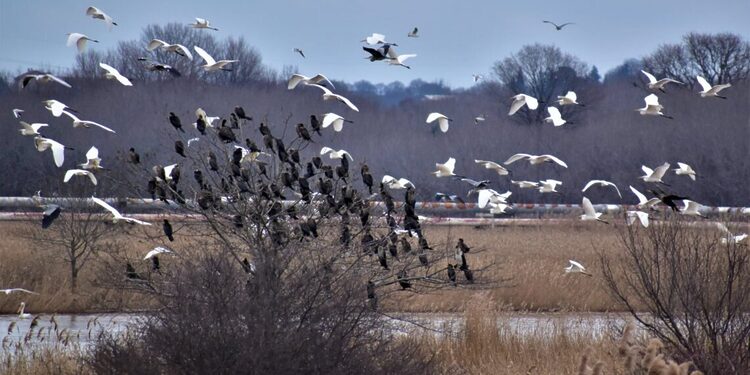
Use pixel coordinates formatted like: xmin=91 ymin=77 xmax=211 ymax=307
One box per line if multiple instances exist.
xmin=1 ymin=0 xmax=748 ymax=87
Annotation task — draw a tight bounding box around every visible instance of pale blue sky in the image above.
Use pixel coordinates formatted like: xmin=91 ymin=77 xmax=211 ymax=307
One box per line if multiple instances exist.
xmin=1 ymin=0 xmax=748 ymax=87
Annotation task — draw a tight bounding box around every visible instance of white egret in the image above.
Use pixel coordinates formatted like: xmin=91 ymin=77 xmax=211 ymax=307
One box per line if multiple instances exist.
xmin=716 ymin=223 xmax=747 ymax=245
xmin=504 ymin=153 xmax=568 ymax=168
xmin=508 ymin=94 xmax=539 ymax=115
xmin=696 ymin=76 xmax=731 ymax=99
xmin=12 ymin=109 xmax=24 ymax=118
xmin=79 ymin=146 xmax=103 ymax=170
xmin=20 ymin=74 xmax=71 ymax=89
xmin=544 ymin=106 xmax=567 ymax=126
xmin=673 ymin=162 xmax=696 ymax=181
xmin=190 ymin=17 xmax=218 ymax=31
xmin=61 ymin=110 xmax=116 ymax=133
xmin=18 ymin=121 xmax=48 ymax=136
xmin=287 ymin=73 xmax=335 ymax=90
xmin=320 ymin=147 xmax=353 ymax=160
xmin=86 ymin=6 xmax=117 ymax=29
xmin=626 ymin=211 xmax=650 ymax=228
xmin=582 ymin=180 xmax=622 ymax=198
xmin=538 ymin=179 xmax=562 ymax=193
xmin=17 ymin=302 xmax=32 ymax=319
xmin=42 ymin=99 xmax=75 ymax=117
xmin=193 ymin=46 xmax=237 ymax=72
xmin=635 ymin=94 xmax=673 ymax=119
xmin=474 ymin=115 xmax=486 ymax=124
xmin=99 ymin=63 xmax=132 ymax=86
xmin=321 ymin=113 xmax=353 ymax=132
xmin=681 ymin=200 xmax=706 ymax=218
xmin=66 ymin=33 xmax=98 ymax=53
xmin=564 ymin=260 xmax=592 ymax=276
xmin=307 ymin=84 xmax=359 ymax=112
xmin=629 ymin=186 xmax=660 ymax=210
xmin=0 ymin=288 xmax=38 ymax=295
xmin=556 ymin=91 xmax=582 ymax=106
xmin=33 ymin=136 xmax=70 ymax=167
xmin=91 ymin=197 xmax=151 ymax=225
xmin=144 ymin=246 xmax=173 ymax=260
xmin=382 ymin=175 xmax=414 ymax=189
xmin=640 ymin=70 xmax=683 ymax=92
xmin=147 ymin=39 xmax=193 ymax=60
xmin=64 ymin=169 xmax=97 ymax=185
xmin=639 ymin=163 xmax=670 ymax=184
xmin=511 ymin=180 xmax=539 ymax=189
xmin=388 ymin=53 xmax=417 ymax=69
xmin=477 ymin=189 xmax=511 ymax=208
xmin=426 ymin=112 xmax=452 ymax=133
xmin=472 ymin=74 xmax=483 ymax=82
xmin=432 ymin=157 xmax=456 ymax=178
xmin=580 ymin=197 xmax=608 ymax=224
xmin=474 ymin=159 xmax=509 ymax=176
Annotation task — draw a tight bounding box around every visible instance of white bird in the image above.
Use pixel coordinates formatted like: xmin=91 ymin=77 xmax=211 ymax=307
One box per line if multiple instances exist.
xmin=91 ymin=196 xmax=151 ymax=225
xmin=320 ymin=147 xmax=353 ymax=161
xmin=629 ymin=186 xmax=660 ymax=210
xmin=79 ymin=146 xmax=103 ymax=170
xmin=307 ymin=84 xmax=359 ymax=112
xmin=641 ymin=70 xmax=683 ymax=92
xmin=61 ymin=110 xmax=116 ymax=133
xmin=564 ymin=260 xmax=592 ymax=276
xmin=388 ymin=53 xmax=417 ymax=69
xmin=432 ymin=157 xmax=457 ymax=178
xmin=538 ymin=179 xmax=562 ymax=193
xmin=474 ymin=115 xmax=486 ymax=124
xmin=66 ymin=33 xmax=98 ymax=53
xmin=681 ymin=200 xmax=706 ymax=218
xmin=508 ymin=94 xmax=539 ymax=116
xmin=544 ymin=106 xmax=567 ymax=127
xmin=17 ymin=302 xmax=32 ymax=319
xmin=361 ymin=33 xmax=387 ymax=45
xmin=504 ymin=153 xmax=568 ymax=168
xmin=626 ymin=211 xmax=650 ymax=228
xmin=382 ymin=175 xmax=414 ymax=189
xmin=511 ymin=180 xmax=539 ymax=189
xmin=144 ymin=246 xmax=173 ymax=260
xmin=193 ymin=46 xmax=237 ymax=72
xmin=99 ymin=63 xmax=132 ymax=86
xmin=635 ymin=94 xmax=673 ymax=119
xmin=0 ymin=288 xmax=38 ymax=295
xmin=716 ymin=223 xmax=747 ymax=245
xmin=582 ymin=180 xmax=622 ymax=198
xmin=488 ymin=202 xmax=511 ymax=214
xmin=190 ymin=17 xmax=218 ymax=31
xmin=64 ymin=169 xmax=97 ymax=185
xmin=321 ymin=113 xmax=353 ymax=132
xmin=187 ymin=138 xmax=200 ymax=147
xmin=18 ymin=121 xmax=48 ymax=136
xmin=86 ymin=6 xmax=117 ymax=29
xmin=20 ymin=73 xmax=72 ymax=89
xmin=33 ymin=136 xmax=69 ymax=167
xmin=556 ymin=91 xmax=582 ymax=106
xmin=472 ymin=74 xmax=483 ymax=82
xmin=287 ymin=73 xmax=335 ymax=90
xmin=696 ymin=76 xmax=731 ymax=99
xmin=425 ymin=112 xmax=452 ymax=133
xmin=408 ymin=27 xmax=419 ymax=38
xmin=12 ymin=109 xmax=24 ymax=118
xmin=580 ymin=197 xmax=608 ymax=224
xmin=474 ymin=160 xmax=509 ymax=176
xmin=477 ymin=189 xmax=512 ymax=208
xmin=42 ymin=99 xmax=75 ymax=117
xmin=673 ymin=162 xmax=696 ymax=181
xmin=639 ymin=163 xmax=670 ymax=184
xmin=147 ymin=39 xmax=193 ymax=60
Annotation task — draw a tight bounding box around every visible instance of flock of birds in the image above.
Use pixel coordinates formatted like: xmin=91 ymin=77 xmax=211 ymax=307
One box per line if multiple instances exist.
xmin=3 ymin=6 xmax=747 ymax=317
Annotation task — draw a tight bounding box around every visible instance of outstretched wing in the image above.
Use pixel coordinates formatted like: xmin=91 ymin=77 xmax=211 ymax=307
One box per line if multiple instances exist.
xmin=696 ymin=76 xmax=712 ymax=92
xmin=91 ymin=196 xmax=121 ymax=217
xmin=504 ymin=153 xmax=532 ymax=165
xmin=425 ymin=112 xmax=444 ymax=123
xmin=193 ymin=46 xmax=216 ymax=65
xmin=581 ymin=197 xmax=597 ymax=217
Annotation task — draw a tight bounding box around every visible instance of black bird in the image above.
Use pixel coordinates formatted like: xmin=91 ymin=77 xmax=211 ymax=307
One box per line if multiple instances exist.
xmin=193 ymin=169 xmax=204 ymax=186
xmin=388 ymin=243 xmax=398 ymax=259
xmin=151 ymin=256 xmax=160 ymax=271
xmin=318 ymin=178 xmax=333 ymax=195
xmin=361 ymin=165 xmax=373 ymax=194
xmin=310 ymin=115 xmax=322 ymax=135
xmin=304 ymin=162 xmax=315 ymax=178
xmin=543 ymin=20 xmax=575 ymax=31
xmin=378 ymin=246 xmax=388 ymax=270
xmin=126 ymin=263 xmax=143 ymax=280
xmin=322 ymin=165 xmax=334 ymax=179
xmin=462 ymin=268 xmax=474 ymax=284
xmin=234 ymin=106 xmax=252 ymax=121
xmin=153 ymin=165 xmax=167 ymax=182
xmin=456 ymin=238 xmax=471 ymax=254
xmin=263 ymin=134 xmax=275 ymax=152
xmin=306 ymin=218 xmax=318 ymax=238
xmin=419 ymin=236 xmax=432 ymax=251
xmin=296 ymin=123 xmax=312 ymax=141
xmin=397 ymin=271 xmax=412 ymax=290
xmin=218 ymin=121 xmax=237 ymax=143
xmin=138 ymin=58 xmax=181 ymax=76
xmin=163 ymin=219 xmax=174 ymax=241
xmin=367 ymin=281 xmax=376 ymax=299
xmin=230 ymin=113 xmax=240 ymax=129
xmin=175 ymin=140 xmax=186 ymax=157
xmin=128 ymin=148 xmax=140 ymax=164
xmin=363 ymin=45 xmax=393 ymax=61
xmin=169 ymin=112 xmax=184 ymax=132
xmin=42 ymin=204 xmax=61 ymax=229
xmin=168 ymin=165 xmax=180 ymax=185
xmin=290 ymin=149 xmax=301 ymax=165
xmin=245 ymin=138 xmax=261 ymax=153
xmin=312 ymin=156 xmax=323 ymax=169
xmin=147 ymin=178 xmax=157 ymax=200
xmin=447 ymin=264 xmax=457 ymax=286
xmin=648 ymin=189 xmax=689 ymax=212
xmin=399 ymin=237 xmax=412 ymax=253
xmin=418 ymin=252 xmax=429 ymax=267
xmin=196 ymin=116 xmax=207 ymax=135
xmin=258 ymin=122 xmax=271 ymax=137
xmin=233 ymin=215 xmax=244 ymax=228
xmin=360 ymin=209 xmax=370 ymax=227
xmin=208 ymin=152 xmax=219 ymax=172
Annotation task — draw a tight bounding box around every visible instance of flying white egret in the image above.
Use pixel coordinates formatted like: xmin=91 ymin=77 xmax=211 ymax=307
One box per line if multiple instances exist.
xmin=321 ymin=113 xmax=353 ymax=132
xmin=388 ymin=53 xmax=417 ymax=69
xmin=504 ymin=153 xmax=568 ymax=168
xmin=91 ymin=197 xmax=151 ymax=225
xmin=639 ymin=163 xmax=670 ymax=184
xmin=425 ymin=112 xmax=452 ymax=133
xmin=544 ymin=106 xmax=567 ymax=126
xmin=187 ymin=138 xmax=200 ymax=147
xmin=64 ymin=169 xmax=97 ymax=185
xmin=629 ymin=186 xmax=660 ymax=210
xmin=636 ymin=94 xmax=673 ymax=119
xmin=580 ymin=197 xmax=608 ymax=224
xmin=86 ymin=6 xmax=117 ymax=29
xmin=716 ymin=223 xmax=747 ymax=245
xmin=18 ymin=121 xmax=48 ymax=136
xmin=472 ymin=74 xmax=483 ymax=82
xmin=0 ymin=288 xmax=38 ymax=295
xmin=508 ymin=94 xmax=539 ymax=115
xmin=582 ymin=180 xmax=622 ymax=198
xmin=307 ymin=84 xmax=359 ymax=112
xmin=320 ymin=147 xmax=353 ymax=160
xmin=12 ymin=109 xmax=24 ymax=118
xmin=361 ymin=33 xmax=387 ymax=45
xmin=564 ymin=260 xmax=592 ymax=276
xmin=17 ymin=302 xmax=32 ymax=319
xmin=287 ymin=73 xmax=335 ymax=90
xmin=477 ymin=189 xmax=512 ymax=208
xmin=144 ymin=246 xmax=173 ymax=260
xmin=190 ymin=17 xmax=218 ymax=31
xmin=66 ymin=33 xmax=98 ymax=53
xmin=79 ymin=146 xmax=103 ymax=170
xmin=98 ymin=63 xmax=132 ymax=86
xmin=511 ymin=180 xmax=539 ymax=189
xmin=147 ymin=39 xmax=193 ymax=60
xmin=33 ymin=136 xmax=70 ymax=167
xmin=673 ymin=162 xmax=696 ymax=181
xmin=538 ymin=179 xmax=562 ymax=193
xmin=193 ymin=46 xmax=237 ymax=72
xmin=432 ymin=157 xmax=457 ymax=178
xmin=640 ymin=70 xmax=683 ymax=92
xmin=556 ymin=91 xmax=582 ymax=106
xmin=681 ymin=200 xmax=706 ymax=218
xmin=696 ymin=76 xmax=731 ymax=99
xmin=20 ymin=73 xmax=71 ymax=89
xmin=382 ymin=175 xmax=414 ymax=189
xmin=42 ymin=99 xmax=75 ymax=117
xmin=474 ymin=115 xmax=486 ymax=124
xmin=474 ymin=160 xmax=509 ymax=176
xmin=61 ymin=110 xmax=116 ymax=133
xmin=626 ymin=210 xmax=650 ymax=228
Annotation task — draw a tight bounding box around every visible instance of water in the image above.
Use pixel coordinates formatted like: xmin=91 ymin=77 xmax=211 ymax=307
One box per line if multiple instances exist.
xmin=0 ymin=313 xmax=139 ymax=348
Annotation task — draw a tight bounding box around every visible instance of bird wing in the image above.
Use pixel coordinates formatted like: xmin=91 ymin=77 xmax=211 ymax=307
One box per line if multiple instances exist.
xmin=320 ymin=146 xmax=334 ymax=156
xmin=195 ymin=17 xmax=207 ymax=24
xmin=81 ymin=120 xmax=116 ymax=133
xmin=396 ymin=54 xmax=417 ymax=63
xmin=569 ymin=260 xmax=585 ymax=270
xmin=398 ymin=178 xmax=414 ymax=188
xmin=86 ymin=146 xmax=99 ymax=161
xmin=144 ymin=246 xmax=172 ymax=259
xmin=341 ymin=150 xmax=353 ymax=161
xmin=49 ymin=141 xmax=65 ymax=167
xmin=86 ymin=6 xmax=100 ymax=16
xmin=147 ymin=39 xmax=168 ymax=51
xmin=287 ymin=74 xmax=307 ymax=90
xmin=652 ymin=162 xmax=670 ymax=179
xmin=63 ymin=169 xmax=80 ymax=183
xmin=187 ymin=137 xmax=200 ymax=146
xmin=508 ymin=96 xmax=526 ymax=115
xmin=173 ymin=44 xmax=193 ymax=60
xmin=425 ymin=112 xmax=445 ymax=123
xmin=581 ymin=180 xmax=599 ymax=192
xmin=76 ymin=38 xmax=88 ymax=53
xmin=676 ymin=162 xmax=690 ymax=172
xmin=629 ymin=185 xmax=647 ymax=204
xmin=581 ymin=197 xmax=596 ymax=217
xmin=91 ymin=196 xmax=121 ymax=217
xmin=321 ymin=113 xmax=342 ymax=128
xmin=641 ymin=70 xmax=657 ymax=84
xmin=635 ymin=211 xmax=649 ymax=227
xmin=524 ymin=95 xmax=539 ymax=110
xmin=641 ymin=165 xmax=654 ymax=177
xmin=444 ymin=158 xmax=456 ymax=173
xmin=66 ymin=33 xmax=83 ymax=47
xmin=382 ymin=175 xmax=396 ymax=184
xmin=332 ymin=93 xmax=359 ymax=112
xmin=438 ymin=118 xmax=449 ymax=132
xmin=477 ymin=189 xmax=494 ymax=208
xmin=307 ymin=83 xmax=333 ymax=95
xmin=566 ymin=91 xmax=577 ymax=101
xmin=310 ymin=74 xmax=335 ymax=89
xmin=503 ymin=153 xmax=532 ymax=165
xmin=696 ymin=76 xmax=711 ymax=92
xmin=546 ymin=106 xmax=562 ymax=118
xmin=193 ymin=46 xmax=216 ymax=65
xmin=541 ymin=154 xmax=568 ymax=168
xmin=644 ymin=93 xmax=660 ymax=106
xmin=46 ymin=75 xmax=72 ymax=88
